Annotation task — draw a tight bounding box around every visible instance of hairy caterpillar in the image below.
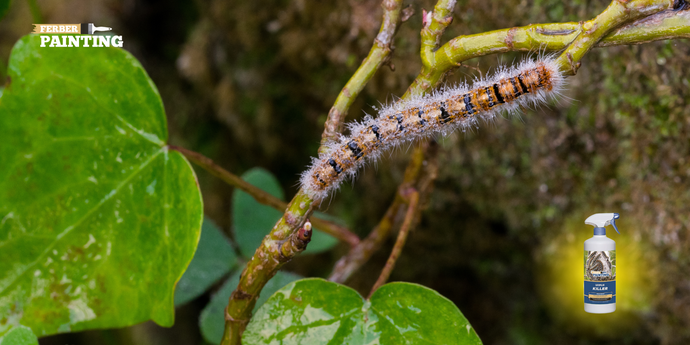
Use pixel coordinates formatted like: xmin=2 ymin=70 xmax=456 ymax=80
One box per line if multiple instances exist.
xmin=301 ymin=57 xmax=565 ymax=201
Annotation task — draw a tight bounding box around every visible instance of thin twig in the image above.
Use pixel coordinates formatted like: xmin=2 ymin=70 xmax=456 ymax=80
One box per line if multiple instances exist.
xmin=170 ymin=145 xmax=359 ymax=247
xmin=368 ymin=189 xmax=419 ymax=298
xmin=328 ymin=199 xmax=401 ymax=284
xmin=328 ymin=141 xmax=430 ymax=283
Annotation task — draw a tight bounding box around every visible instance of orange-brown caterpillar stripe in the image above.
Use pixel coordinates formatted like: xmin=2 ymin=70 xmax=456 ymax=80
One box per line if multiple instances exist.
xmin=301 ymin=58 xmax=564 ymax=200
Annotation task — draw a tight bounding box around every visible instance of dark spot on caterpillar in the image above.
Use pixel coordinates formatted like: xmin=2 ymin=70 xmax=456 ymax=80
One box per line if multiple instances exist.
xmin=517 ymin=74 xmax=530 ymax=94
xmin=328 ymin=158 xmax=343 ymax=174
xmin=463 ymin=94 xmax=475 ymax=115
xmin=492 ymin=84 xmax=505 ymax=104
xmin=536 ymin=67 xmax=545 ymax=87
xmin=348 ymin=140 xmax=363 ymax=159
xmin=484 ymin=87 xmax=497 ymax=107
xmin=674 ymin=0 xmax=689 ymax=10
xmin=439 ymin=103 xmax=452 ymax=123
xmin=510 ymin=77 xmax=522 ymax=97
xmin=371 ymin=125 xmax=381 ymax=141
xmin=315 ymin=173 xmax=326 ymax=186
xmin=395 ymin=113 xmax=405 ymax=131
xmin=417 ymin=109 xmax=428 ymax=125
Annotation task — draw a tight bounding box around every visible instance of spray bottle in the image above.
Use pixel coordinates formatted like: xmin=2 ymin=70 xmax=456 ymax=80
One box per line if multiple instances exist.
xmin=584 ymin=213 xmax=620 ymax=314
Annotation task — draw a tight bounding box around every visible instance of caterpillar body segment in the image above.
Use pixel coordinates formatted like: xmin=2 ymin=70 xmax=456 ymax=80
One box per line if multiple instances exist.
xmin=301 ymin=58 xmax=564 ymax=201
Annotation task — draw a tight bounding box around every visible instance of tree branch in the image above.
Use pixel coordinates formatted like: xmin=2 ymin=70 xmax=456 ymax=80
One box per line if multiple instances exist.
xmin=406 ymin=0 xmax=458 ymax=98
xmin=221 ymin=190 xmax=313 ymax=344
xmin=433 ymin=4 xmax=686 ymax=75
xmin=320 ymin=0 xmax=406 ymax=150
xmin=368 ymin=188 xmax=419 ymax=298
xmin=554 ymin=0 xmax=672 ymax=75
xmin=170 ymin=145 xmax=359 ymax=247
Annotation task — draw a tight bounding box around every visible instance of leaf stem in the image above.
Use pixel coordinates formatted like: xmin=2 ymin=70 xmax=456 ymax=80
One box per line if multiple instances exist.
xmin=170 ymin=145 xmax=359 ymax=247
xmin=368 ymin=188 xmax=419 ymax=298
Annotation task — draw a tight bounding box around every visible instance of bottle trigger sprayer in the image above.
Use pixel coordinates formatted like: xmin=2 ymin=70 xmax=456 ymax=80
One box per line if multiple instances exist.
xmin=584 ymin=213 xmax=620 ymax=313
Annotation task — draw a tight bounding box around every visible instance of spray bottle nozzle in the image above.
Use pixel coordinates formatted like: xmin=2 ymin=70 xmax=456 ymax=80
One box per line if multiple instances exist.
xmin=585 ymin=213 xmax=621 ymax=235
xmin=611 ymin=213 xmax=620 ymax=234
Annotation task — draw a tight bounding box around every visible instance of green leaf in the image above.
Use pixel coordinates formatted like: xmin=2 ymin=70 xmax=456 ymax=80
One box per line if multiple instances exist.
xmin=199 ymin=270 xmax=302 ymax=345
xmin=243 ymin=278 xmax=483 ymax=345
xmin=0 ymin=326 xmax=38 ymax=345
xmin=0 ymin=35 xmax=203 ymax=337
xmin=232 ymin=168 xmax=284 ymax=258
xmin=232 ymin=168 xmax=337 ymax=257
xmin=174 ymin=217 xmax=237 ymax=306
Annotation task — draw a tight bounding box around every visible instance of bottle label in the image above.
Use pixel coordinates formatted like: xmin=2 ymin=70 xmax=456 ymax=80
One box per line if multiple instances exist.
xmin=584 ymin=250 xmax=616 ymax=304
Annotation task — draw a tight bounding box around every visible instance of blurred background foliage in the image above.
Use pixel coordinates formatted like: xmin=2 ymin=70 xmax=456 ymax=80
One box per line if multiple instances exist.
xmin=1 ymin=0 xmax=689 ymax=344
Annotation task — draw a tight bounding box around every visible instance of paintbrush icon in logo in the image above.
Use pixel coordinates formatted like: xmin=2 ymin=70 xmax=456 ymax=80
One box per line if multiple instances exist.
xmin=81 ymin=23 xmax=112 ymax=35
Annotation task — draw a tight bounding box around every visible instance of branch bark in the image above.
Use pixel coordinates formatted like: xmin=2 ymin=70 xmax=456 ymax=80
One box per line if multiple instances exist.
xmin=553 ymin=0 xmax=673 ymax=75
xmin=433 ymin=5 xmax=686 ymax=75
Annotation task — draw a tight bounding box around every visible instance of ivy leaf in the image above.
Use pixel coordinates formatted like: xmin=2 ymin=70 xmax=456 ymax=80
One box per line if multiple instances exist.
xmin=232 ymin=168 xmax=284 ymax=258
xmin=174 ymin=217 xmax=237 ymax=306
xmin=0 ymin=35 xmax=203 ymax=337
xmin=243 ymin=278 xmax=483 ymax=345
xmin=199 ymin=270 xmax=302 ymax=345
xmin=232 ymin=168 xmax=337 ymax=258
xmin=0 ymin=326 xmax=38 ymax=345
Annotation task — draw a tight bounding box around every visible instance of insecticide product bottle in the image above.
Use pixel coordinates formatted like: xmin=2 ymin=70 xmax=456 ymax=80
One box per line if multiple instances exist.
xmin=584 ymin=213 xmax=620 ymax=314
